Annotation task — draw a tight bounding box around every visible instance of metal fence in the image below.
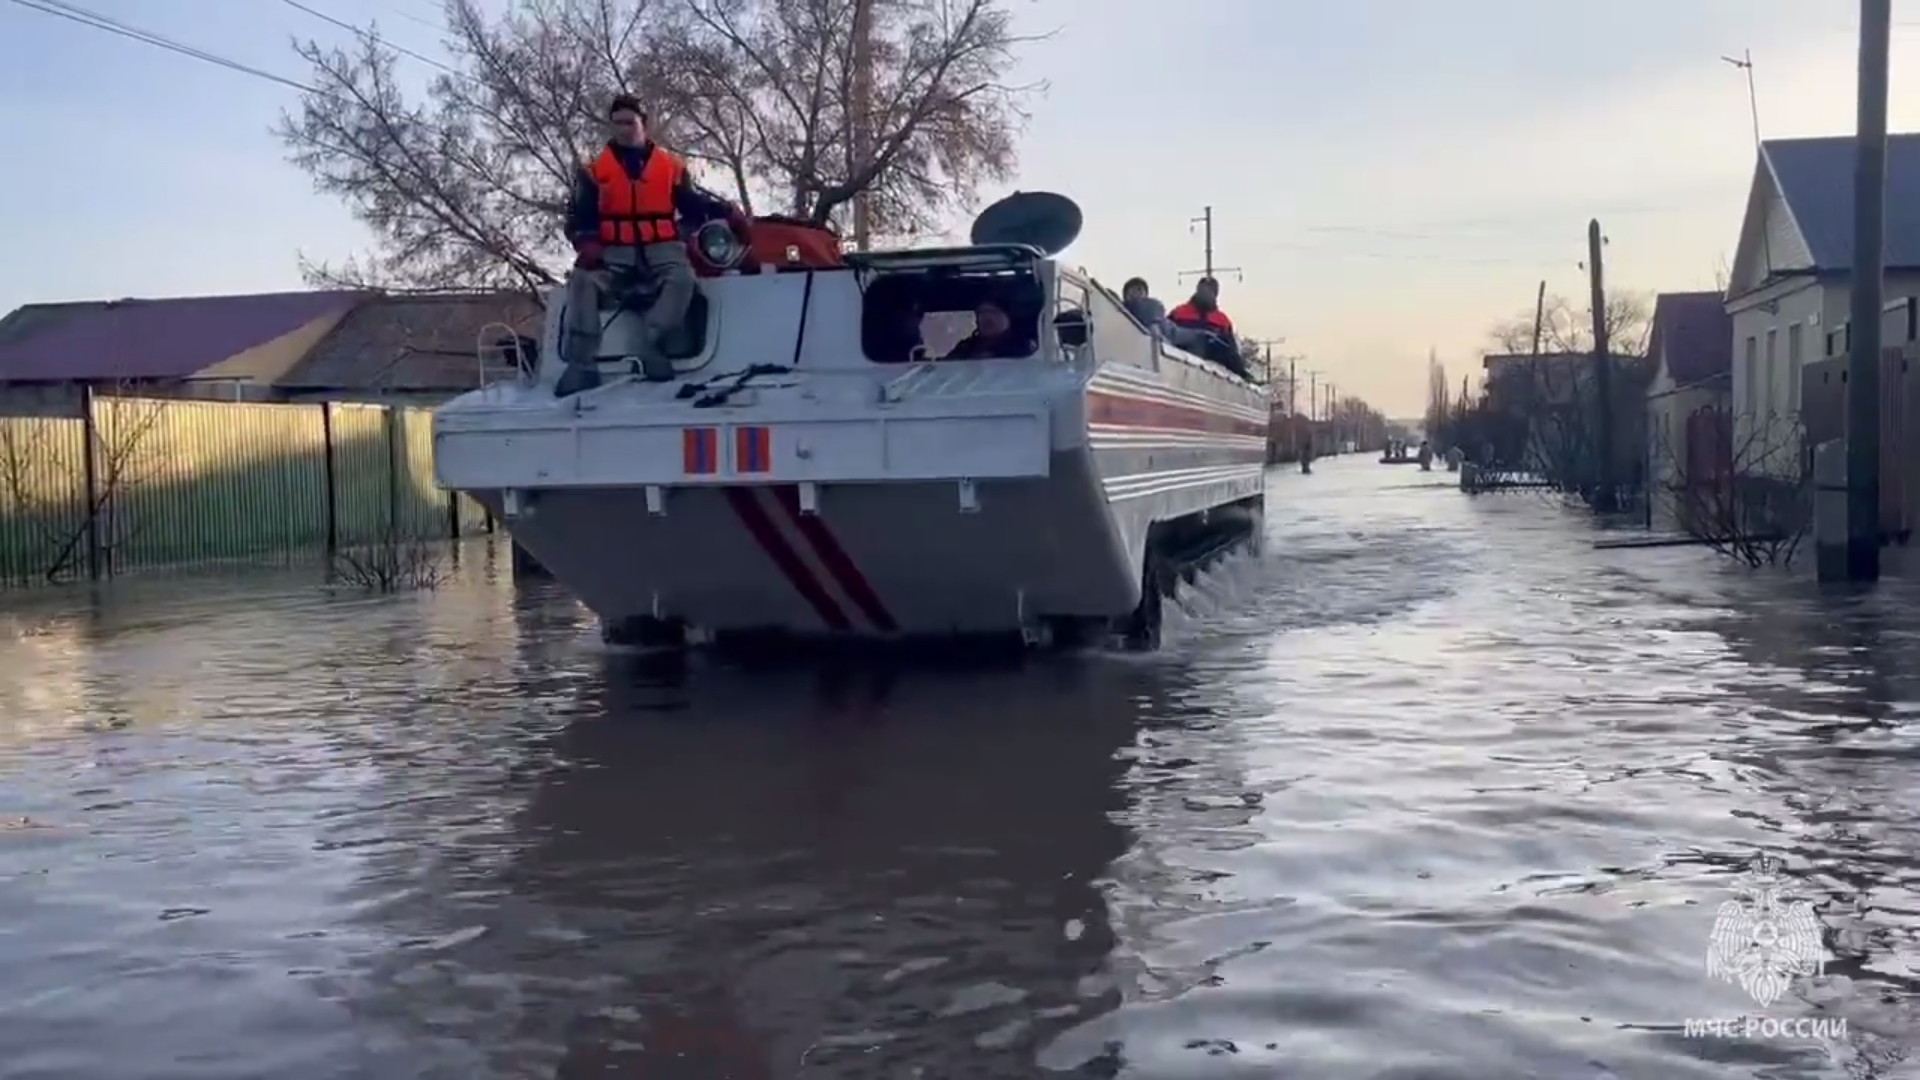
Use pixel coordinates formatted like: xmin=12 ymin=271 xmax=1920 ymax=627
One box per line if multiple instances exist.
xmin=0 ymin=394 xmax=487 ymax=587
xmin=1802 ymin=344 xmax=1919 ymax=540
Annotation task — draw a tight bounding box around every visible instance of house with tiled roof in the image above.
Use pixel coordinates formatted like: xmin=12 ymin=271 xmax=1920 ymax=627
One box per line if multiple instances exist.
xmin=1725 ymin=133 xmax=1920 ymax=471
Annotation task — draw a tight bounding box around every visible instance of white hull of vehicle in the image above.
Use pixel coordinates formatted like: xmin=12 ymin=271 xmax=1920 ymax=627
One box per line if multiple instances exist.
xmin=433 ymin=225 xmax=1266 ymax=645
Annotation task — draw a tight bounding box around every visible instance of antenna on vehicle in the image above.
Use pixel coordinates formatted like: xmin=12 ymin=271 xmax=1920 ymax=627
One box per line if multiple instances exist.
xmin=969 ymin=191 xmax=1084 ymax=256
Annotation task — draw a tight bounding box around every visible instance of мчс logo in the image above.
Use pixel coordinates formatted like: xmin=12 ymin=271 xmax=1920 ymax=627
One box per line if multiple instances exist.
xmin=1705 ymin=853 xmax=1825 ymax=1007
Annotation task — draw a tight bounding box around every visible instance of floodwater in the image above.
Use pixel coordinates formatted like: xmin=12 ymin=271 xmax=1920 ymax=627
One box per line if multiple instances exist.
xmin=3 ymin=459 xmax=1919 ymax=1079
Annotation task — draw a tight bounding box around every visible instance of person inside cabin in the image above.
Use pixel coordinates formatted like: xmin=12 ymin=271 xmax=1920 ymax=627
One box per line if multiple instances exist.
xmin=942 ymin=299 xmax=1029 ymax=360
xmin=555 ymin=93 xmax=746 ymax=396
xmin=1120 ymin=277 xmax=1167 ymax=327
xmin=870 ymin=294 xmax=927 ymax=363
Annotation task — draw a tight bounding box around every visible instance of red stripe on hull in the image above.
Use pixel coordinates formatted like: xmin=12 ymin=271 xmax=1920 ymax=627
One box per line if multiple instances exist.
xmin=1087 ymin=389 xmax=1266 ymax=438
xmin=772 ymin=485 xmax=898 ymax=633
xmin=724 ymin=487 xmax=850 ymax=631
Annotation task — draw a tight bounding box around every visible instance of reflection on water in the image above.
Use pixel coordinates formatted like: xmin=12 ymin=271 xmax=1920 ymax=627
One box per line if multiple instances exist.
xmin=2 ymin=460 xmax=1919 ymax=1078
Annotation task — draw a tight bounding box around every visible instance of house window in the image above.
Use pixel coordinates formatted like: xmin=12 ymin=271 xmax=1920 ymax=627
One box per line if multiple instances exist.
xmin=1763 ymin=328 xmax=1777 ymax=419
xmin=1743 ymin=335 xmax=1758 ymax=416
xmin=1787 ymin=322 xmax=1804 ymax=413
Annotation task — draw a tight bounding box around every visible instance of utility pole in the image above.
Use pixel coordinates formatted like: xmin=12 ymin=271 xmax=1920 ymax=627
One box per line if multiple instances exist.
xmin=1179 ymin=206 xmax=1242 ymax=284
xmin=1530 ymin=280 xmax=1547 ymax=358
xmin=1847 ymin=0 xmax=1891 ymax=581
xmin=849 ymin=0 xmax=874 ymax=251
xmin=1288 ymin=356 xmax=1301 ymax=460
xmin=1587 ymin=219 xmax=1618 ymax=512
xmin=1721 ymin=49 xmax=1763 ymax=152
xmin=1722 ymin=50 xmax=1772 ymax=275
xmin=1246 ymin=337 xmax=1286 ymax=386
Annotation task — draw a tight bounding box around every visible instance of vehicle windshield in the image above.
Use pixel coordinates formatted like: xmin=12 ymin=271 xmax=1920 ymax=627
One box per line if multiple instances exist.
xmin=860 ymin=269 xmax=1044 ymax=364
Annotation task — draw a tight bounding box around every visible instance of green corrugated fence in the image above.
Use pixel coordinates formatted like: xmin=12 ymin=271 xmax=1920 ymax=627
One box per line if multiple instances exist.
xmin=0 ymin=395 xmax=490 ymax=587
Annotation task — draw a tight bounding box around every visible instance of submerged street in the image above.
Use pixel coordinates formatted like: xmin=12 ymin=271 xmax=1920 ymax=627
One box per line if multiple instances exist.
xmin=3 ymin=457 xmax=1919 ymax=1079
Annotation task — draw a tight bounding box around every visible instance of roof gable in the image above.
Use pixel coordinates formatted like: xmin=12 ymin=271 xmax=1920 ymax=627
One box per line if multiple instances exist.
xmin=276 ymin=292 xmax=542 ymax=392
xmin=0 ymin=290 xmax=368 ymax=383
xmin=1728 ymin=156 xmax=1816 ymax=295
xmin=1647 ymin=291 xmax=1732 ymax=385
xmin=1760 ymin=133 xmax=1920 ymax=271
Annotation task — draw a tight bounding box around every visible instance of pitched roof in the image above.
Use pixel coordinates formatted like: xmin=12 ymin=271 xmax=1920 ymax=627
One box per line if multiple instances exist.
xmin=1647 ymin=291 xmax=1732 ymax=385
xmin=0 ymin=300 xmax=111 ymax=348
xmin=0 ymin=290 xmax=366 ymax=383
xmin=275 ymin=292 xmax=543 ymax=392
xmin=1763 ymin=133 xmax=1920 ymax=269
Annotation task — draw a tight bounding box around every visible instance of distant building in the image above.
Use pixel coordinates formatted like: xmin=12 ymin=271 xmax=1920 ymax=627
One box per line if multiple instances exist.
xmin=275 ymin=292 xmax=542 ymax=406
xmin=1481 ymin=350 xmax=1650 ymax=489
xmin=0 ymin=289 xmax=540 ymax=416
xmin=1643 ymin=291 xmax=1733 ymax=532
xmin=0 ymin=290 xmax=364 ymax=415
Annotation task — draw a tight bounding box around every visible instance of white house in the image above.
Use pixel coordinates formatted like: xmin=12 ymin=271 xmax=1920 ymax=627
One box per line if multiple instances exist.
xmin=1724 ymin=133 xmax=1920 ymax=473
xmin=1644 ymin=291 xmax=1732 ymax=532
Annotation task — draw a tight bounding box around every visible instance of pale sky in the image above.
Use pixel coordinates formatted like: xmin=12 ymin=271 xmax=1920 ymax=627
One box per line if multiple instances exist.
xmin=1 ymin=0 xmax=1918 ymax=413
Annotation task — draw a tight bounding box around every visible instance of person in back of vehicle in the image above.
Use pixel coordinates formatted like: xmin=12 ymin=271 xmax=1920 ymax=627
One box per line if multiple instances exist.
xmin=1168 ymin=276 xmax=1235 ymax=344
xmin=1167 ymin=276 xmax=1245 ymax=371
xmin=1120 ymin=277 xmax=1167 ymax=327
xmin=557 ymin=93 xmax=746 ymax=396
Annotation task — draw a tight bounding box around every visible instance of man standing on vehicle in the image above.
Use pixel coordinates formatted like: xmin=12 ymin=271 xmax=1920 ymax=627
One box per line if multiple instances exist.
xmin=558 ymin=93 xmax=744 ymax=396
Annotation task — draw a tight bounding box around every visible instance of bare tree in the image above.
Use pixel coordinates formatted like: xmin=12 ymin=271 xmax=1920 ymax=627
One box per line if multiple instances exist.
xmin=0 ymin=385 xmax=165 ymax=583
xmin=331 ymin=521 xmax=447 ymax=592
xmin=1236 ymin=337 xmax=1268 ymax=379
xmin=1652 ymin=407 xmax=1809 ymax=567
xmin=1487 ymin=291 xmax=1653 ymax=358
xmin=1424 ymin=353 xmax=1449 ymax=437
xmin=1478 ymin=347 xmax=1654 ymax=504
xmin=278 ymin=0 xmax=1040 ymax=292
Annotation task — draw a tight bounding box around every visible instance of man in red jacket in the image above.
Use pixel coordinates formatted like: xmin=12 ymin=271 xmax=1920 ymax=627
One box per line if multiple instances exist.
xmin=1167 ymin=276 xmax=1235 ymax=342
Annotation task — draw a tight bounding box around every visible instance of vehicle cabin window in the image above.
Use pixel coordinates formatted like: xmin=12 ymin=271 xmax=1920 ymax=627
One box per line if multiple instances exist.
xmin=1053 ymin=279 xmax=1091 ymax=352
xmin=860 ymin=271 xmax=1043 ymax=363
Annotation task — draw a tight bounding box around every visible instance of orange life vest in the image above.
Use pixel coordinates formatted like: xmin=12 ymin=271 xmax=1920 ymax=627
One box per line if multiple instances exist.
xmin=588 ymin=144 xmax=682 ymax=246
xmin=1168 ymin=303 xmax=1233 ymax=335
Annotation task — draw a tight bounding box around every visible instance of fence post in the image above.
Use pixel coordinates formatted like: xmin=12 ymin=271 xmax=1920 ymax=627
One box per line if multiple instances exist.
xmin=320 ymin=402 xmax=338 ymax=556
xmin=383 ymin=407 xmax=400 ymax=537
xmin=446 ymin=491 xmax=460 ymax=539
xmin=1815 ymin=438 xmax=1849 ymax=581
xmin=78 ymin=383 xmax=101 ymax=581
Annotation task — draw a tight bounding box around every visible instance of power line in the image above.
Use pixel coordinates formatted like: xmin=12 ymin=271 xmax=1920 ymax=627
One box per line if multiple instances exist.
xmin=1294 ymin=197 xmax=1721 ymax=239
xmin=280 ymin=0 xmax=455 ymax=74
xmin=4 ymin=0 xmax=319 ymax=93
xmin=1245 ymin=239 xmax=1562 ymax=268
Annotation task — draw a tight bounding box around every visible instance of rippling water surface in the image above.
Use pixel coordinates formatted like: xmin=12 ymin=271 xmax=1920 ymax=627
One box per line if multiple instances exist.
xmin=4 ymin=459 xmax=1920 ymax=1079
